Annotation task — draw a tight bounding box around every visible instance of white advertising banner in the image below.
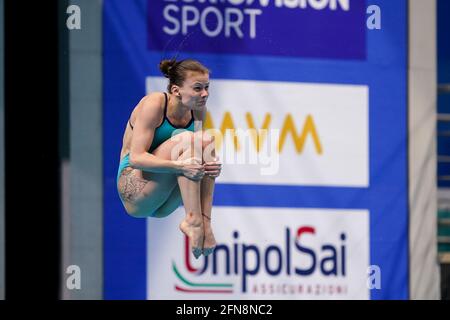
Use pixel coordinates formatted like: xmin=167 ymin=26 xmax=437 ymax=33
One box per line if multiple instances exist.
xmin=147 ymin=207 xmax=370 ymax=300
xmin=147 ymin=77 xmax=369 ymax=187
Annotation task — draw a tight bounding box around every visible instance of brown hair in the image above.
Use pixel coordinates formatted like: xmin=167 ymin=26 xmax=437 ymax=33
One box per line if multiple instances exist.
xmin=159 ymin=59 xmax=210 ymax=93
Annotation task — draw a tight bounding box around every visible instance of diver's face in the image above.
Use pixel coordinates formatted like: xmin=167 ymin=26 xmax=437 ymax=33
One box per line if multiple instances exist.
xmin=179 ymin=71 xmax=209 ymax=110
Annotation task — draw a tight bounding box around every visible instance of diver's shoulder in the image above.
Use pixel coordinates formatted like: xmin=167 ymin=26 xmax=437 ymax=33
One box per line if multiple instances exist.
xmin=137 ymin=92 xmax=166 ymax=120
xmin=142 ymin=92 xmax=166 ymax=105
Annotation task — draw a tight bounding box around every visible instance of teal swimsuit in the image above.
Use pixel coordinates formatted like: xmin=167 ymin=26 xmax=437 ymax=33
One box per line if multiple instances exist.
xmin=117 ymin=92 xmax=195 ymax=185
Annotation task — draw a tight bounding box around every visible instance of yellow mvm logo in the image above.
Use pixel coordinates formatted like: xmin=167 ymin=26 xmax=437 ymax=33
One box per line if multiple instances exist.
xmin=204 ymin=112 xmax=323 ymax=154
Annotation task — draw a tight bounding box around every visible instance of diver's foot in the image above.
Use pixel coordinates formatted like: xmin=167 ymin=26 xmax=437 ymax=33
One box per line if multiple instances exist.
xmin=202 ymin=214 xmax=216 ymax=257
xmin=179 ymin=213 xmax=204 ymax=259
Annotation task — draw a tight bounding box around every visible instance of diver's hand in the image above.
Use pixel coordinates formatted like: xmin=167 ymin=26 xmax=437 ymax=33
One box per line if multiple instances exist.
xmin=176 ymin=157 xmax=205 ymax=181
xmin=204 ymin=157 xmax=221 ymax=178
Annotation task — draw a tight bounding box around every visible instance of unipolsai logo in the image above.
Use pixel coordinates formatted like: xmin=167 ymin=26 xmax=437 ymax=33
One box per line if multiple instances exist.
xmin=172 ymin=225 xmax=351 ymax=297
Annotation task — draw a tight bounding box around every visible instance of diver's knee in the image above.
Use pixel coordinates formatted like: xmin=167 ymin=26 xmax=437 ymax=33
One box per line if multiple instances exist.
xmin=202 ymin=131 xmax=214 ymax=145
xmin=171 ymin=131 xmax=198 ymax=159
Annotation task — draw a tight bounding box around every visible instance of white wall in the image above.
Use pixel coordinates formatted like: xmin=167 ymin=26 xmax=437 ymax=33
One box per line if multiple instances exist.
xmin=409 ymin=0 xmax=441 ymax=299
xmin=61 ymin=0 xmax=103 ymax=299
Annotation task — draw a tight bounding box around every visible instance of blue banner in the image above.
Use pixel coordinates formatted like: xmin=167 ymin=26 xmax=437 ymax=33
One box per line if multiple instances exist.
xmin=148 ymin=0 xmax=366 ymax=59
xmin=104 ymin=0 xmax=408 ymax=299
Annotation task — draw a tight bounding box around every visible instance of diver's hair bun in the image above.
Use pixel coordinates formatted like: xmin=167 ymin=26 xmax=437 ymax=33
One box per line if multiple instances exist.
xmin=159 ymin=59 xmax=177 ymax=78
xmin=159 ymin=58 xmax=209 ymax=93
